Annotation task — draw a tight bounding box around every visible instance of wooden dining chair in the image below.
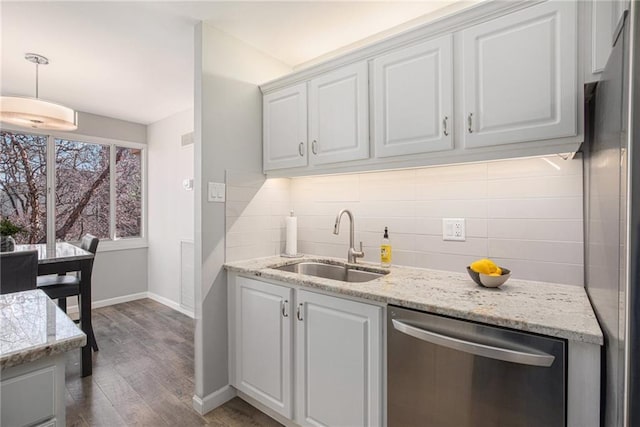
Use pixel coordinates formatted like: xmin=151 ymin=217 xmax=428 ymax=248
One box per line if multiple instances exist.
xmin=0 ymin=250 xmax=38 ymax=295
xmin=37 ymin=234 xmax=99 ymax=351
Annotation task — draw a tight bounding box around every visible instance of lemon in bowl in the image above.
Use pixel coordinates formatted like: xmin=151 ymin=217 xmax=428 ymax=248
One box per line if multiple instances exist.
xmin=467 ymin=259 xmax=511 ymax=288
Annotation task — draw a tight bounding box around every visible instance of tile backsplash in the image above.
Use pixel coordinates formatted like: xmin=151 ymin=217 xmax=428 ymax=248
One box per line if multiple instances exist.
xmin=225 ymin=155 xmax=584 ymax=286
xmin=225 ymin=170 xmax=290 ymax=262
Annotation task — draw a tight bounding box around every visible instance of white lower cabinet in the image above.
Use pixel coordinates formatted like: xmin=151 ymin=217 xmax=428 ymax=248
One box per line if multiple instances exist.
xmin=1 ymin=355 xmax=65 ymax=427
xmin=229 ymin=276 xmax=383 ymax=427
xmin=295 ymin=289 xmax=382 ymax=427
xmin=232 ymin=277 xmax=293 ymax=418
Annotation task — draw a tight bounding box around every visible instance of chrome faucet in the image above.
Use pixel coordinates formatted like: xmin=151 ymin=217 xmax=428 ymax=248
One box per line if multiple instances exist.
xmin=333 ymin=209 xmax=364 ymax=264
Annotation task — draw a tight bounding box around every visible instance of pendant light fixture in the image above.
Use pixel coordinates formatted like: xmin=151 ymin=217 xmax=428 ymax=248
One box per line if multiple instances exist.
xmin=0 ymin=53 xmax=78 ymax=131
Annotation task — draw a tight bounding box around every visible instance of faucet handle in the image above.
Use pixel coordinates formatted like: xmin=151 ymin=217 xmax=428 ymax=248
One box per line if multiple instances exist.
xmin=358 ymin=241 xmax=364 ymax=257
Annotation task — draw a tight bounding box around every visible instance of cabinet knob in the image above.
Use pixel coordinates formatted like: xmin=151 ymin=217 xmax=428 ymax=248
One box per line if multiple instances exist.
xmin=311 ymin=140 xmax=318 ymax=155
xmin=443 ymin=116 xmax=449 ymax=136
xmin=467 ymin=113 xmax=473 ymax=133
xmin=281 ymin=299 xmax=289 ymax=317
xmin=296 ymin=303 xmax=304 ymax=321
xmin=298 ymin=142 xmax=304 ymax=157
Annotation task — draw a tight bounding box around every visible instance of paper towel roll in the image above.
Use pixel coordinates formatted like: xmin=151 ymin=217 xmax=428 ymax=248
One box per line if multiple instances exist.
xmin=285 ymin=213 xmax=297 ymax=256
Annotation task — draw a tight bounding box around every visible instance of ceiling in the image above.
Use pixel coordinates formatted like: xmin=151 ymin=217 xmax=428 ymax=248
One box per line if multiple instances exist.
xmin=1 ymin=1 xmax=473 ymax=126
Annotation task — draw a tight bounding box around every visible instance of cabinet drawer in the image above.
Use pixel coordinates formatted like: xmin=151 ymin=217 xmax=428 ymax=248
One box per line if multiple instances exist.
xmin=1 ymin=365 xmax=56 ymax=427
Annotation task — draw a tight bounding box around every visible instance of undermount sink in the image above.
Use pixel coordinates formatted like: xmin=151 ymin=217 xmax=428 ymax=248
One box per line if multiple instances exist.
xmin=272 ymin=260 xmax=388 ymax=283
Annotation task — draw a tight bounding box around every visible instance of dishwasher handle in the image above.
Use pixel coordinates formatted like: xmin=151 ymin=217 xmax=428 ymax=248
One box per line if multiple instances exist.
xmin=391 ymin=319 xmax=555 ymax=367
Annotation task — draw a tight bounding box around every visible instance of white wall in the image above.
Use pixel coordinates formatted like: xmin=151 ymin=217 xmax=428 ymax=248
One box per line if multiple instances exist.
xmin=91 ymin=248 xmax=148 ymax=300
xmin=147 ymin=109 xmax=194 ymax=311
xmin=194 ymin=22 xmax=291 ymax=410
xmin=290 ymin=155 xmax=584 ymax=285
xmin=75 ymin=111 xmax=147 ymax=143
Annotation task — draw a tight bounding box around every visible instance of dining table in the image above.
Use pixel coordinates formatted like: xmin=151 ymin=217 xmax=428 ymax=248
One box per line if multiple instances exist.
xmin=15 ymin=242 xmax=96 ymax=377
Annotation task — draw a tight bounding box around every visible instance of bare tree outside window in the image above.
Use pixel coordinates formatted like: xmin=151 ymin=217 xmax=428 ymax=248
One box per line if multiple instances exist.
xmin=1 ymin=130 xmax=144 ymax=245
xmin=0 ymin=131 xmax=47 ymax=243
xmin=55 ymin=139 xmax=111 ymax=240
xmin=116 ymin=147 xmax=142 ymax=238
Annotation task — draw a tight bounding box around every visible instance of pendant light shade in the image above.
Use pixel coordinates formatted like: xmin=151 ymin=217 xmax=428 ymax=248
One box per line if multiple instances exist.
xmin=0 ymin=96 xmax=78 ymax=131
xmin=0 ymin=53 xmax=78 ymax=131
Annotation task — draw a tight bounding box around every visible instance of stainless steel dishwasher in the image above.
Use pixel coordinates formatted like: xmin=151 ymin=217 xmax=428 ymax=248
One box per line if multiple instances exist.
xmin=388 ymin=306 xmax=566 ymax=427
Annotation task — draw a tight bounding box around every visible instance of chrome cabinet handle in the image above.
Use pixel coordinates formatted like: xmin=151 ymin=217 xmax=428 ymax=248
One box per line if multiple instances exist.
xmin=281 ymin=299 xmax=288 ymax=317
xmin=311 ymin=140 xmax=318 ymax=155
xmin=391 ymin=319 xmax=555 ymax=367
xmin=467 ymin=113 xmax=473 ymax=133
xmin=443 ymin=116 xmax=449 ymax=136
xmin=298 ymin=142 xmax=304 ymax=157
xmin=296 ymin=303 xmax=303 ymax=321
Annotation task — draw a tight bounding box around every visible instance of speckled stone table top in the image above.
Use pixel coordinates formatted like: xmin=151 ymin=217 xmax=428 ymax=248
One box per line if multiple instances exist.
xmin=15 ymin=242 xmax=93 ymax=265
xmin=1 ymin=290 xmax=86 ymax=370
xmin=225 ymin=255 xmax=603 ymax=345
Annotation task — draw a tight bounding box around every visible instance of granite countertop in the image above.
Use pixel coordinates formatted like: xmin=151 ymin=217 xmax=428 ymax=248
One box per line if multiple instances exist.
xmin=225 ymin=255 xmax=603 ymax=345
xmin=1 ymin=290 xmax=86 ymax=370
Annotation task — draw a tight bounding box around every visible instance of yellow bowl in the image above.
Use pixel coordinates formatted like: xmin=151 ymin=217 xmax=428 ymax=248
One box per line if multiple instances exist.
xmin=466 ymin=266 xmax=511 ymax=288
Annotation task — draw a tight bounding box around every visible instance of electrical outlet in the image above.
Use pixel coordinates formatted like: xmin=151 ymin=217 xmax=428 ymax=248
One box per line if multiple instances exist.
xmin=443 ymin=218 xmax=465 ymax=241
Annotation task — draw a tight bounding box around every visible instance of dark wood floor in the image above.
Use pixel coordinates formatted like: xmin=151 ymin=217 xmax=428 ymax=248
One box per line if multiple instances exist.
xmin=64 ymin=299 xmax=281 ymax=427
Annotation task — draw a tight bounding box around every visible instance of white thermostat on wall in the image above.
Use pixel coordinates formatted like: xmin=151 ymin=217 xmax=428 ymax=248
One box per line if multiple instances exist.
xmin=183 ymin=178 xmax=193 ymax=191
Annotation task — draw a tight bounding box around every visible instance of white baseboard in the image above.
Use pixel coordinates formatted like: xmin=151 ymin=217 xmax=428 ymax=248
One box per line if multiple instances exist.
xmin=66 ymin=292 xmax=148 ymax=315
xmin=65 ymin=291 xmax=194 ymax=318
xmin=192 ymin=385 xmax=236 ymax=415
xmin=147 ymin=292 xmax=195 ymax=318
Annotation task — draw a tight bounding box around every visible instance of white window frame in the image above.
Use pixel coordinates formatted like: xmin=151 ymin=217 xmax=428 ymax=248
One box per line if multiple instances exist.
xmin=2 ymin=125 xmax=148 ymax=252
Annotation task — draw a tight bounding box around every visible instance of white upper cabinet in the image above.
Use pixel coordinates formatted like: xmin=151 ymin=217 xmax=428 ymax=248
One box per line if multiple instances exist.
xmin=308 ymin=62 xmax=369 ymax=165
xmin=261 ymin=0 xmax=585 ymax=176
xmin=461 ymin=1 xmax=577 ymax=149
xmin=586 ymin=0 xmax=628 ymax=82
xmin=295 ymin=289 xmax=382 ymax=427
xmin=373 ymin=35 xmax=453 ymax=158
xmin=591 ymin=0 xmax=615 ymax=75
xmin=612 ymin=1 xmax=630 ymax=35
xmin=233 ymin=277 xmax=293 ymax=418
xmin=263 ymin=83 xmax=307 ymax=171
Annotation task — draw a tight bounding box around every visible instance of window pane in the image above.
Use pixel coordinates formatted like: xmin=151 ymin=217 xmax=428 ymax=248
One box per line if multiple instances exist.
xmin=55 ymin=139 xmax=110 ymax=240
xmin=115 ymin=147 xmax=142 ymax=238
xmin=0 ymin=131 xmax=47 ymax=244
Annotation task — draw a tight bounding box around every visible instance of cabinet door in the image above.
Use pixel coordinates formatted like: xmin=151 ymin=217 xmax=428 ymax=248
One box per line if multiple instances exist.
xmin=295 ymin=290 xmax=382 ymax=427
xmin=1 ymin=365 xmax=56 ymax=427
xmin=235 ymin=277 xmax=293 ymax=418
xmin=461 ymin=1 xmax=577 ymax=148
xmin=591 ymin=0 xmax=615 ymax=75
xmin=373 ymin=35 xmax=453 ymax=158
xmin=308 ymin=62 xmax=369 ymax=165
xmin=263 ymin=83 xmax=308 ymax=171
xmin=611 ymin=1 xmax=629 ymax=37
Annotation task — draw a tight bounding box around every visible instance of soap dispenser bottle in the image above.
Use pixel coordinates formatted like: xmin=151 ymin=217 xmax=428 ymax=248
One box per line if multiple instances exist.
xmin=381 ymin=227 xmax=392 ymax=268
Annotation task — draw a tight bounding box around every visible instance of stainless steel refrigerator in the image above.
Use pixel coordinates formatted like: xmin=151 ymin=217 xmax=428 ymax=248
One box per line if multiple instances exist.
xmin=585 ymin=2 xmax=639 ymax=426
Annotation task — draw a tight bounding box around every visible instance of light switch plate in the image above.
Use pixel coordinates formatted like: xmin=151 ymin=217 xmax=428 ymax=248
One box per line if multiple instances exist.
xmin=443 ymin=218 xmax=465 ymax=241
xmin=208 ymin=182 xmax=226 ymax=202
